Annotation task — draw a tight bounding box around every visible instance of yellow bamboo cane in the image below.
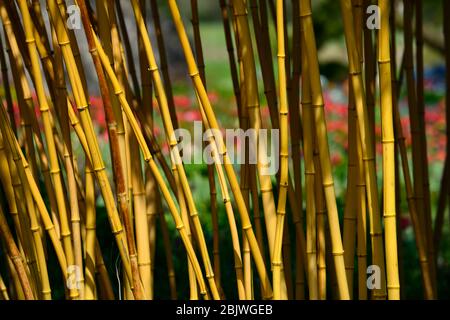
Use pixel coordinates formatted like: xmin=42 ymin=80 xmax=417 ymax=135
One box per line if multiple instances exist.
xmin=0 ymin=16 xmax=48 ymax=288
xmin=3 ymin=20 xmax=62 ymax=243
xmin=51 ymin=21 xmax=85 ymax=299
xmin=0 ymin=131 xmax=38 ymax=297
xmin=167 ymin=0 xmax=273 ymax=299
xmin=0 ymin=93 xmax=54 ymax=302
xmin=45 ymin=0 xmax=135 ymax=293
xmin=16 ymin=2 xmax=77 ymax=299
xmin=0 ymin=20 xmax=16 ymax=135
xmin=378 ymin=0 xmax=400 ymax=299
xmin=340 ymin=0 xmax=389 ymax=299
xmin=129 ymin=0 xmax=219 ymax=299
xmin=0 ymin=132 xmax=41 ymax=299
xmin=231 ymin=0 xmax=279 ymax=270
xmin=272 ymin=0 xmax=289 ymax=300
xmin=0 ymin=105 xmax=61 ymax=299
xmin=91 ymin=27 xmax=211 ymax=299
xmin=84 ymin=165 xmax=97 ymax=300
xmin=300 ymin=0 xmax=350 ymax=299
xmin=312 ymin=108 xmax=327 ymax=300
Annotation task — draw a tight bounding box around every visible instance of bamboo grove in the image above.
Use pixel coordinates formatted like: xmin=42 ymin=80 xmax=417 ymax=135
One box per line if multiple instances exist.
xmin=0 ymin=0 xmax=448 ymax=300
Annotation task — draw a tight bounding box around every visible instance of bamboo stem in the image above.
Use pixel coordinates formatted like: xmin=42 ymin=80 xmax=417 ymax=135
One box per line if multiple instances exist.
xmin=378 ymin=0 xmax=400 ymax=300
xmin=300 ymin=0 xmax=350 ymax=299
xmin=168 ymin=0 xmax=273 ymax=299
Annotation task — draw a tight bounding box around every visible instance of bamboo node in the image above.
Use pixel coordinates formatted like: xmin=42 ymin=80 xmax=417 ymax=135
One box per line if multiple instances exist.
xmin=242 ymin=224 xmax=252 ymax=230
xmin=60 ymin=230 xmax=71 ymax=237
xmin=132 ymin=190 xmax=145 ymax=196
xmin=93 ymin=165 xmax=106 ymax=172
xmin=77 ymin=104 xmax=89 ymax=111
xmin=169 ymin=140 xmax=179 ymax=147
xmin=189 ymin=211 xmax=199 ymax=218
xmin=349 ymin=70 xmax=362 ymax=76
xmin=299 ymin=12 xmax=313 ymax=18
xmin=332 ymin=250 xmax=344 ymax=256
xmin=383 ymin=212 xmax=396 ymax=218
xmin=356 ymin=183 xmax=366 ymax=187
xmin=386 ymin=283 xmax=401 ymax=289
xmin=39 ymin=105 xmax=50 ymax=112
xmin=260 ymin=186 xmax=273 ymax=193
xmin=323 ymin=181 xmax=334 ymax=187
xmin=49 ymin=168 xmax=61 ymax=175
xmin=189 ymin=70 xmax=200 ymax=78
xmin=114 ymin=89 xmax=124 ymax=96
xmin=58 ymin=40 xmax=71 ymax=47
xmin=30 ymin=225 xmax=40 ymax=232
xmin=378 ymin=58 xmax=391 ymax=64
xmin=111 ymin=227 xmax=124 ymax=235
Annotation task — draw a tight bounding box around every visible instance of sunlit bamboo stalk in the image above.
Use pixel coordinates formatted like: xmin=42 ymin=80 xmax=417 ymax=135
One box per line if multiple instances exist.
xmin=378 ymin=0 xmax=400 ymax=300
xmin=46 ymin=0 xmax=135 ymax=293
xmin=168 ymin=0 xmax=273 ymax=299
xmin=17 ymin=2 xmax=77 ymax=300
xmin=272 ymin=0 xmax=289 ymax=300
xmin=300 ymin=0 xmax=349 ymax=299
xmin=91 ymin=26 xmax=211 ymax=299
